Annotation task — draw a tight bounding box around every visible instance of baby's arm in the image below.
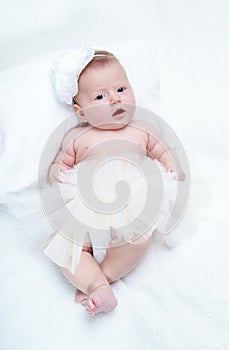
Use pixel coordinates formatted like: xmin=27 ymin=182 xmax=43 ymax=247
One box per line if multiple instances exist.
xmin=48 ymin=129 xmax=77 ymax=184
xmin=146 ymin=125 xmax=185 ymax=181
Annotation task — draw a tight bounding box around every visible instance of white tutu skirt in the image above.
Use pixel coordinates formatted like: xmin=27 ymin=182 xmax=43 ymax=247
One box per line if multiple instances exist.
xmin=38 ymin=154 xmax=196 ymax=274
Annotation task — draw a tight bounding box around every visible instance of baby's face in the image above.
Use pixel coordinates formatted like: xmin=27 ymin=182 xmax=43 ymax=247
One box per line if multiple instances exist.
xmin=74 ymin=61 xmax=136 ymax=130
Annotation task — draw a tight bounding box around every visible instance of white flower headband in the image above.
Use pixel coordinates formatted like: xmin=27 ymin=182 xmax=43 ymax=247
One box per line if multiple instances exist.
xmin=49 ymin=45 xmax=96 ymax=105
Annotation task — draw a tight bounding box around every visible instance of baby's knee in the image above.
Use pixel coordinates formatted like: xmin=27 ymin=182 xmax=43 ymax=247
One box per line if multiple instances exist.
xmin=82 ymin=244 xmax=93 ymax=254
xmin=131 ymin=233 xmax=154 ymax=247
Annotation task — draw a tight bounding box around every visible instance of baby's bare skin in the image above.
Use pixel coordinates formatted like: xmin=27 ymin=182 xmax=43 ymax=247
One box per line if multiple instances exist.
xmin=73 ymin=235 xmax=154 ymax=315
xmin=49 ymin=120 xmax=182 ymax=184
xmin=73 ymin=121 xmax=153 ymax=163
xmin=61 ymin=235 xmax=153 ymax=315
xmin=76 ymin=284 xmax=118 ymax=315
xmin=84 ymin=284 xmax=118 ymax=315
xmin=61 ymin=250 xmax=118 ymax=316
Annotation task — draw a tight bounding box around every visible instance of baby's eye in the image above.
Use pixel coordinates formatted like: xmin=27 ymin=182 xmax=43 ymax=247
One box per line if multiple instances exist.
xmin=117 ymin=87 xmax=126 ymax=93
xmin=95 ymin=94 xmax=105 ymax=100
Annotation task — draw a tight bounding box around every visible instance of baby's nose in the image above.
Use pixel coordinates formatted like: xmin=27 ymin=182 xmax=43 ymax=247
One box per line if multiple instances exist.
xmin=109 ymin=91 xmax=121 ymax=104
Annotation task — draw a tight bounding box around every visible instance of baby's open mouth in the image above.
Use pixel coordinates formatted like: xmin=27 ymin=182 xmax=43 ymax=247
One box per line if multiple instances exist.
xmin=112 ymin=109 xmax=126 ymax=117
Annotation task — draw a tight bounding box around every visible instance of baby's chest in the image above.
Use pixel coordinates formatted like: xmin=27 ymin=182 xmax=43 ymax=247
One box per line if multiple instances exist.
xmin=74 ymin=128 xmax=148 ymax=162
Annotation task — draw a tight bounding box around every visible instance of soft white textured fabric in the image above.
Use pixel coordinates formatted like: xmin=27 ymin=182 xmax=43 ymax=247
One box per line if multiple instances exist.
xmin=6 ymin=153 xmax=194 ymax=275
xmin=42 ymin=156 xmax=185 ymax=274
xmin=50 ymin=46 xmax=95 ymax=105
xmin=1 ymin=0 xmax=229 ymax=349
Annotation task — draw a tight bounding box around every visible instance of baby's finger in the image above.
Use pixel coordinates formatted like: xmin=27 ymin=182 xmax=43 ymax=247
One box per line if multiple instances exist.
xmin=176 ymin=169 xmax=185 ymax=181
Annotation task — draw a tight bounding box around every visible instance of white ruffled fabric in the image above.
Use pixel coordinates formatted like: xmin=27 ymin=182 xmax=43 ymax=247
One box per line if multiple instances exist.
xmin=4 ymin=154 xmax=196 ymax=275
xmin=49 ymin=45 xmax=95 ymax=105
xmin=40 ymin=154 xmax=195 ymax=274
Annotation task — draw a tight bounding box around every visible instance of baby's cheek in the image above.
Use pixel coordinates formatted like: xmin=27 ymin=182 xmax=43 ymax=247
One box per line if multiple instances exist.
xmin=127 ymin=90 xmax=136 ymax=105
xmin=86 ymin=107 xmax=109 ymax=127
xmin=84 ymin=106 xmax=100 ymax=120
xmin=126 ymin=101 xmax=136 ymax=118
xmin=132 ymin=94 xmax=136 ymax=105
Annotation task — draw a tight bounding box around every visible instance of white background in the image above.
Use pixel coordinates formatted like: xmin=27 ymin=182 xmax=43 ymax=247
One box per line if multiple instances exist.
xmin=1 ymin=1 xmax=229 ymax=349
xmin=1 ymin=0 xmax=228 ymax=130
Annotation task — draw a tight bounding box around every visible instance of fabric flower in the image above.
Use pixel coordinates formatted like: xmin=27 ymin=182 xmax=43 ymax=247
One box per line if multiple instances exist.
xmin=50 ymin=45 xmax=95 ymax=105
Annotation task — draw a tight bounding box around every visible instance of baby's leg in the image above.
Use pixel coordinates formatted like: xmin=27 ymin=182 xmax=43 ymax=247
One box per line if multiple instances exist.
xmin=61 ymin=249 xmax=117 ymax=315
xmin=100 ymin=233 xmax=154 ymax=283
xmin=74 ymin=245 xmax=92 ymax=305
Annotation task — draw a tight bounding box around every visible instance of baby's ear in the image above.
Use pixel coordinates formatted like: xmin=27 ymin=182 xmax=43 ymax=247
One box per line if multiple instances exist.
xmin=73 ymin=103 xmax=85 ymax=119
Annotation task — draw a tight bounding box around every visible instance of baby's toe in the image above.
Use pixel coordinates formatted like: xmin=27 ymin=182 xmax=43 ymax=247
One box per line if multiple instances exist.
xmin=86 ymin=298 xmax=96 ymax=311
xmin=78 ymin=297 xmax=88 ymax=305
xmin=75 ymin=291 xmax=88 ymax=304
xmin=93 ymin=297 xmax=101 ymax=307
xmin=86 ymin=305 xmax=95 ymax=315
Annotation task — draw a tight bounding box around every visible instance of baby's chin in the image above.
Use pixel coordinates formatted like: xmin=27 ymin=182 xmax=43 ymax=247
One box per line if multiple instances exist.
xmin=95 ymin=123 xmax=128 ymax=130
xmin=90 ymin=121 xmax=130 ymax=130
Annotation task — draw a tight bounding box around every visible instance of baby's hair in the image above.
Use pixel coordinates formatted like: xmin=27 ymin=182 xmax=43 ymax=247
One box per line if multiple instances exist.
xmin=87 ymin=50 xmax=119 ymax=68
xmin=72 ymin=50 xmax=119 ymax=106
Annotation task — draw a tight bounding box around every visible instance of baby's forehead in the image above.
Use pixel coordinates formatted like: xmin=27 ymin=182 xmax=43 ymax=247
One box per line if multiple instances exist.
xmin=82 ymin=60 xmax=126 ymax=78
xmin=78 ymin=61 xmax=128 ymax=87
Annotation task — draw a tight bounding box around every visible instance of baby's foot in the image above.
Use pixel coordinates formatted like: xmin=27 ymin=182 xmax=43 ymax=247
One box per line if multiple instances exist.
xmin=85 ymin=284 xmax=118 ymax=315
xmin=75 ymin=290 xmax=88 ymax=305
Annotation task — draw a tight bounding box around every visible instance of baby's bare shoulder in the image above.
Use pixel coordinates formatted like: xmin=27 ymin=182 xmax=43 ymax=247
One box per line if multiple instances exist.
xmin=129 ymin=120 xmax=160 ymax=137
xmin=62 ymin=125 xmax=90 ymax=149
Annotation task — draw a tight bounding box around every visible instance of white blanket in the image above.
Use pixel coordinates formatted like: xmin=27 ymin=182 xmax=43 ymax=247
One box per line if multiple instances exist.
xmin=1 ymin=1 xmax=229 ymax=349
xmin=1 ymin=163 xmax=229 ymax=350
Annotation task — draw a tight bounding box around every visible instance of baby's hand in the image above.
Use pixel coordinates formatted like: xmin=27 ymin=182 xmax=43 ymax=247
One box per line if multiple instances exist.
xmin=48 ymin=164 xmax=64 ymax=185
xmin=166 ymin=166 xmax=185 ymax=181
xmin=48 ymin=173 xmax=63 ymax=185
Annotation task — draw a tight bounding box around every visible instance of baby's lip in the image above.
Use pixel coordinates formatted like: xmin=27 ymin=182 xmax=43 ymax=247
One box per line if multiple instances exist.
xmin=112 ymin=108 xmax=126 ymax=117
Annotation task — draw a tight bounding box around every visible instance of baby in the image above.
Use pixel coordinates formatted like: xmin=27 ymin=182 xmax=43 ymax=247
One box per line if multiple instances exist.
xmin=45 ymin=46 xmax=185 ymax=315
